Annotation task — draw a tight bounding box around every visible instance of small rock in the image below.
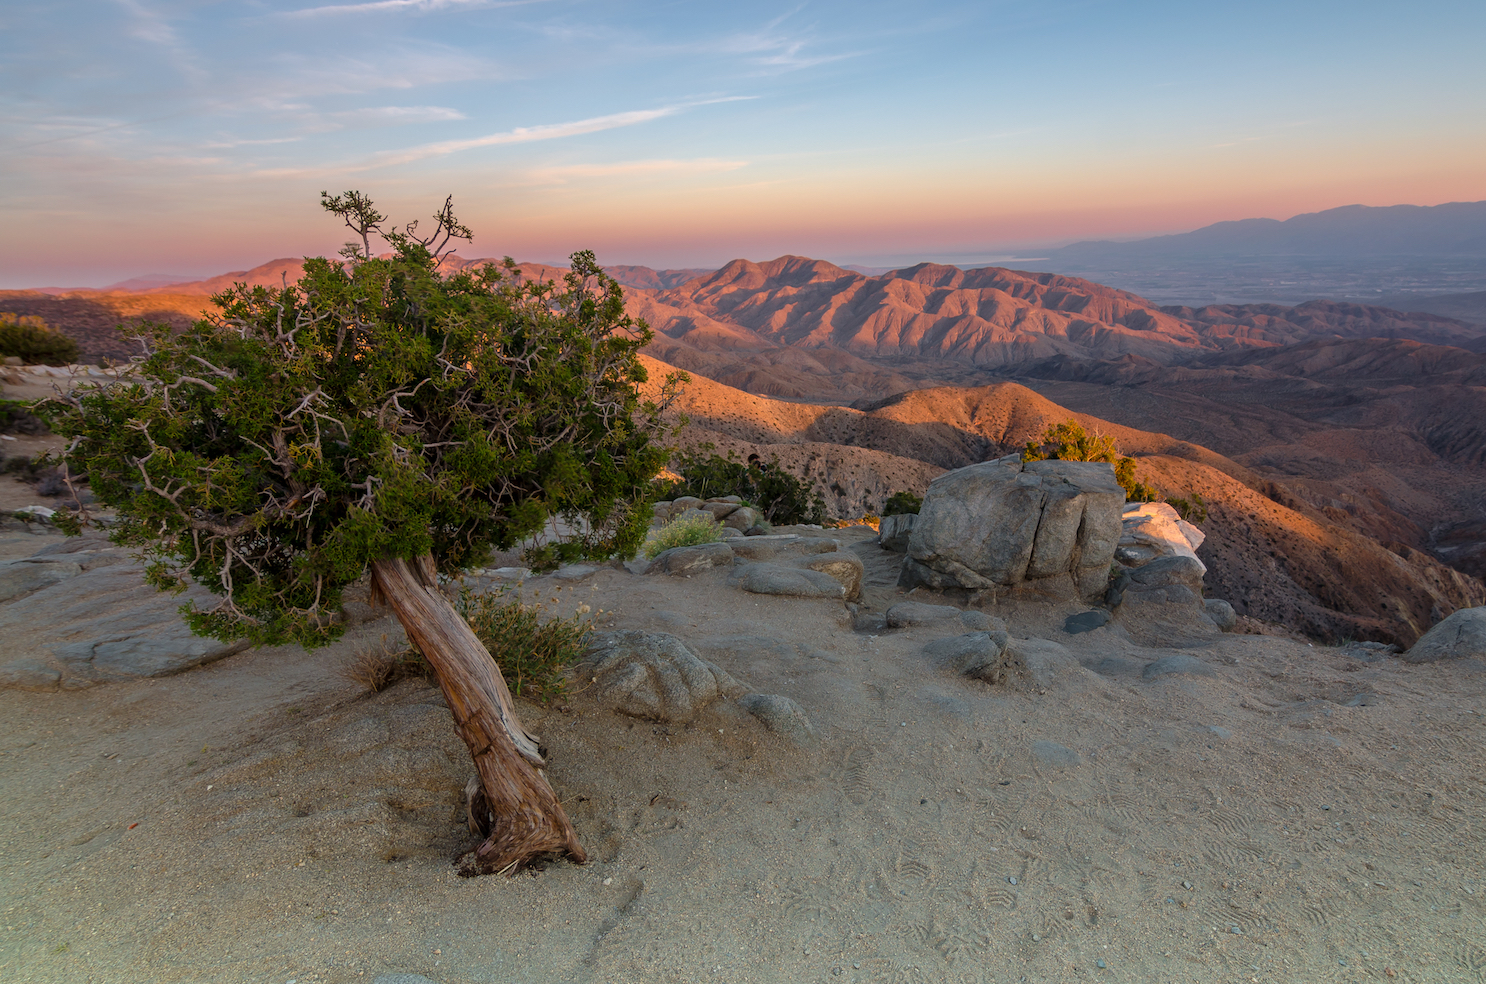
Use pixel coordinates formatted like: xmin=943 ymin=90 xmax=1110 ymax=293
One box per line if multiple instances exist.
xmin=1031 ymin=739 xmax=1080 ymax=767
xmin=886 ymin=601 xmax=1002 ymax=631
xmin=372 ymin=975 xmax=442 ymax=984
xmin=801 ymin=552 xmax=864 ymax=602
xmin=1063 ymin=609 xmax=1111 ymax=634
xmin=738 ymin=693 xmax=818 ymax=747
xmin=551 ymin=564 xmax=602 ymax=583
xmin=923 ymin=632 xmax=1021 ymax=685
xmin=1142 ymin=654 xmax=1215 ymax=680
xmin=877 ymin=512 xmax=916 ymax=552
xmin=1203 ymin=598 xmax=1237 ymax=630
xmin=1007 ymin=876 xmax=1017 ymax=885
xmin=646 ymin=542 xmax=735 ymax=576
xmin=729 ymin=564 xmax=845 ymax=599
xmin=701 ymin=501 xmax=741 ymax=521
xmin=721 ymin=505 xmax=762 ymax=532
xmin=581 ymin=632 xmax=744 ymax=723
xmin=0 ymin=658 xmax=62 ymax=692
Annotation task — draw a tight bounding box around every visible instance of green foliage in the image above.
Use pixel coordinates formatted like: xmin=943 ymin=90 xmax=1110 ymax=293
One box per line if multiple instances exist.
xmin=658 ymin=448 xmax=825 ymax=526
xmin=458 ymin=587 xmax=591 ymax=704
xmin=881 ymin=491 xmax=922 ymax=516
xmin=1023 ymin=419 xmax=1159 ymax=503
xmin=643 ymin=512 xmax=722 ymax=558
xmin=0 ymin=314 xmax=79 ymax=366
xmin=1167 ymin=491 xmax=1208 ymax=523
xmin=50 ymin=192 xmax=671 ymax=649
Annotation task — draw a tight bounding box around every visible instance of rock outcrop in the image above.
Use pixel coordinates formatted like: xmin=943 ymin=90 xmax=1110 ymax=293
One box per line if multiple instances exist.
xmin=877 ymin=513 xmax=916 ymax=552
xmin=1117 ymin=502 xmax=1205 ymax=567
xmin=1402 ymin=607 xmax=1486 ymax=663
xmin=900 ymin=454 xmax=1124 ymax=601
xmin=579 ymin=631 xmax=745 ymax=722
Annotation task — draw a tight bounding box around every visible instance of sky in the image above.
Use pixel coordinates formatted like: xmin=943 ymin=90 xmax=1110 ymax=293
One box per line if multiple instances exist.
xmin=3 ymin=0 xmax=1485 ymax=287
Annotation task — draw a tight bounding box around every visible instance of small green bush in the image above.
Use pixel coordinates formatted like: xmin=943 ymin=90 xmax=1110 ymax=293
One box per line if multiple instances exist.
xmin=458 ymin=588 xmax=592 ymax=704
xmin=658 ymin=447 xmax=826 ymax=526
xmin=1167 ymin=491 xmax=1208 ymax=523
xmin=0 ymin=314 xmax=79 ymax=366
xmin=1023 ymin=419 xmax=1159 ymax=503
xmin=643 ymin=512 xmax=722 ymax=558
xmin=882 ymin=491 xmax=922 ymax=516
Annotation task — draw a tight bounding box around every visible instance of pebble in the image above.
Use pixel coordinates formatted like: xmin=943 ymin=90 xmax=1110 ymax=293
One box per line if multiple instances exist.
xmin=1096 ymin=959 xmax=1107 ymax=969
xmin=1230 ymin=925 xmax=1243 ymax=935
xmin=1031 ymin=934 xmax=1041 ymax=942
xmin=1183 ymin=881 xmax=1193 ymax=890
xmin=603 ymin=877 xmax=613 ymax=886
xmin=1321 ymin=804 xmax=1331 ymax=810
xmin=1008 ymin=876 xmax=1017 ymax=885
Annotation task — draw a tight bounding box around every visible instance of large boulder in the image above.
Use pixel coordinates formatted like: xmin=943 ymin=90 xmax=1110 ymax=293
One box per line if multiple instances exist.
xmin=1403 ymin=607 xmax=1486 ymax=663
xmin=901 ymin=454 xmax=1125 ymax=601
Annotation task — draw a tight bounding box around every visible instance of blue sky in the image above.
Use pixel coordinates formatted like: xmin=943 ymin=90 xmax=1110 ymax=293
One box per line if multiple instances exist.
xmin=3 ymin=0 xmax=1484 ymax=285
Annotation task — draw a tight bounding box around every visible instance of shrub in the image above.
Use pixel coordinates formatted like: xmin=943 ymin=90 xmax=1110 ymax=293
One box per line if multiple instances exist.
xmin=658 ymin=448 xmax=825 ymax=525
xmin=47 ymin=190 xmax=671 ymax=872
xmin=1167 ymin=491 xmax=1208 ymax=523
xmin=340 ymin=638 xmax=432 ymax=693
xmin=1023 ymin=419 xmax=1159 ymax=503
xmin=882 ymin=491 xmax=922 ymax=516
xmin=643 ymin=512 xmax=722 ymax=558
xmin=458 ymin=588 xmax=592 ymax=704
xmin=0 ymin=314 xmax=79 ymax=366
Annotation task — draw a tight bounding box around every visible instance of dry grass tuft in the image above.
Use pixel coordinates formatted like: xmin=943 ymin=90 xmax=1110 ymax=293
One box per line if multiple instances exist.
xmin=340 ymin=639 xmax=432 ymax=693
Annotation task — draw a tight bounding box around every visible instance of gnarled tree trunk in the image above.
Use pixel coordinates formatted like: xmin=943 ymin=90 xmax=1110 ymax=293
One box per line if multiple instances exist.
xmin=370 ymin=553 xmax=586 ymax=874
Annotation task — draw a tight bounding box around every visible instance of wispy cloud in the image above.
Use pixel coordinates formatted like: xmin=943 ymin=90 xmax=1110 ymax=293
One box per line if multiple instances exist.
xmin=366 ymin=97 xmax=751 ymax=168
xmin=530 ymin=158 xmax=748 ymax=182
xmin=202 ymin=136 xmax=305 ymax=149
xmin=331 ymin=105 xmax=468 ymax=125
xmin=109 ymin=0 xmax=207 ymax=83
xmin=251 ymin=97 xmax=752 ymax=177
xmin=285 ymin=0 xmax=545 ymax=18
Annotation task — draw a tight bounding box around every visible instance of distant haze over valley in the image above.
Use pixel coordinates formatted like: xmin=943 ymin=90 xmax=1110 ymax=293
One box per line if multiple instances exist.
xmin=23 ymin=200 xmax=1486 ymax=322
xmin=1039 ymin=200 xmax=1486 ymax=310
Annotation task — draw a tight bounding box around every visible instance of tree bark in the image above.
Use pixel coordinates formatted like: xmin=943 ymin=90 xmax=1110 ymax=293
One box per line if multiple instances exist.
xmin=369 ymin=553 xmax=586 ymax=874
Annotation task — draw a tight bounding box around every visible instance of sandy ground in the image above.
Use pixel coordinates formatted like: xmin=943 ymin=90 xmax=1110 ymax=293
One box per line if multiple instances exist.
xmin=2 ymin=527 xmax=1485 ymax=984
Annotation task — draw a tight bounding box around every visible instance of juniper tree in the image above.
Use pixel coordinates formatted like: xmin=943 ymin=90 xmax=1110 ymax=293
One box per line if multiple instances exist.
xmin=51 ymin=192 xmax=676 ymax=873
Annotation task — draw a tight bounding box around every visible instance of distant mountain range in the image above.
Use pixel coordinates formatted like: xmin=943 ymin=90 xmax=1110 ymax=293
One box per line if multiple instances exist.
xmin=1040 ymin=200 xmax=1486 ymax=307
xmin=1050 ymin=200 xmax=1486 ymax=262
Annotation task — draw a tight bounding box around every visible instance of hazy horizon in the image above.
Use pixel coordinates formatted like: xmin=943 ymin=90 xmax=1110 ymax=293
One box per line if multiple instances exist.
xmin=4 ymin=0 xmax=1485 ymax=288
